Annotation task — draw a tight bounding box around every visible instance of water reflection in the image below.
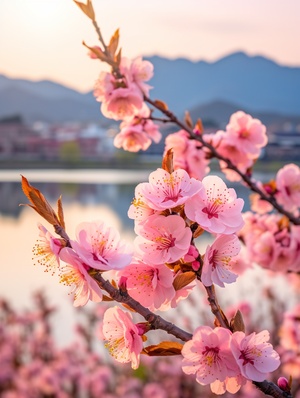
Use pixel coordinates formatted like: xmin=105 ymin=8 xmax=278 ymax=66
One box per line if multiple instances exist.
xmin=0 ymin=181 xmax=137 ymax=231
xmin=0 ymin=177 xmax=251 ymax=220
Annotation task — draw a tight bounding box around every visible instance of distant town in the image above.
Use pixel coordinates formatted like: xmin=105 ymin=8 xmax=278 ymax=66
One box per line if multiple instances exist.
xmin=0 ymin=114 xmax=299 ymax=169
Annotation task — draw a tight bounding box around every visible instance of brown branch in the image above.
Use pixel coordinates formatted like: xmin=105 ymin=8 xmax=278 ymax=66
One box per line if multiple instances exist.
xmin=253 ymin=381 xmax=293 ymax=398
xmin=145 ymin=96 xmax=300 ymax=226
xmin=204 ymin=284 xmax=230 ymax=329
xmin=93 ymin=273 xmax=193 ymax=342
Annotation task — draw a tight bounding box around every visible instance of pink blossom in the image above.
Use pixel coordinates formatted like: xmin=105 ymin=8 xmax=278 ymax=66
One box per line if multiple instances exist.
xmin=275 ymin=163 xmax=300 ymax=212
xmin=250 ymin=192 xmax=273 ymax=214
xmin=114 ymin=104 xmax=161 ymax=152
xmin=101 ymin=84 xmax=143 ymax=120
xmin=120 ymin=56 xmax=153 ymax=96
xmin=94 ymin=71 xmax=115 ymax=102
xmin=202 ymin=234 xmax=241 ymax=287
xmin=210 ymin=130 xmax=253 ymax=182
xmin=225 ymin=111 xmax=267 ymax=159
xmin=134 ymin=215 xmax=192 ymax=264
xmin=230 ymin=330 xmax=280 ymax=381
xmin=239 ymin=212 xmax=300 ymax=272
xmin=59 ymin=247 xmax=103 ymax=307
xmin=102 ymin=306 xmax=144 ymax=369
xmin=119 ymin=262 xmax=175 ymax=310
xmin=182 ymin=326 xmax=240 ymax=385
xmin=185 ymin=175 xmax=244 ymax=234
xmin=114 ymin=126 xmax=152 ymax=152
xmin=138 ymin=168 xmax=203 ymax=211
xmin=128 ymin=185 xmax=159 ymax=225
xmin=164 ymin=129 xmax=210 ymax=180
xmin=70 ymin=221 xmax=132 ymax=271
xmin=32 ymin=223 xmax=64 ymax=274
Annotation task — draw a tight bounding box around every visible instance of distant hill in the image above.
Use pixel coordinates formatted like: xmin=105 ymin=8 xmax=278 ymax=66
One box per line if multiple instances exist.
xmin=189 ymin=100 xmax=300 ymax=128
xmin=147 ymin=52 xmax=300 ymax=117
xmin=0 ymin=51 xmax=299 ymax=124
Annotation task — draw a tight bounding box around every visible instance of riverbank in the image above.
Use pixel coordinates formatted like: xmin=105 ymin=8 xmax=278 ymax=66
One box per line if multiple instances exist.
xmin=0 ymin=158 xmax=296 ymax=173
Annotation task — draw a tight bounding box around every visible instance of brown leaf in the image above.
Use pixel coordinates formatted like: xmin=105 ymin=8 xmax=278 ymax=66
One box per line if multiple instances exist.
xmin=230 ymin=309 xmax=245 ymax=333
xmin=184 ymin=111 xmax=193 ymax=129
xmin=162 ymin=148 xmax=174 ymax=173
xmin=21 ymin=176 xmax=60 ymax=226
xmin=73 ymin=0 xmax=95 ymax=20
xmin=57 ymin=196 xmax=65 ymax=230
xmin=108 ymin=28 xmax=120 ymax=58
xmin=195 ymin=118 xmax=204 ymax=134
xmin=102 ymin=295 xmax=114 ymax=302
xmin=114 ymin=48 xmax=122 ymax=66
xmin=82 ymin=41 xmax=110 ymax=63
xmin=121 ymin=303 xmax=136 ymax=312
xmin=142 ymin=341 xmax=183 ymax=356
xmin=173 ymin=271 xmax=196 ymax=291
xmin=192 ymin=224 xmax=204 ymax=239
xmin=154 ymin=99 xmax=168 ymax=111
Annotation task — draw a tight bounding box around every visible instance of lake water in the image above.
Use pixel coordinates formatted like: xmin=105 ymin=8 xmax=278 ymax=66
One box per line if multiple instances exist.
xmin=0 ymin=169 xmax=295 ymax=345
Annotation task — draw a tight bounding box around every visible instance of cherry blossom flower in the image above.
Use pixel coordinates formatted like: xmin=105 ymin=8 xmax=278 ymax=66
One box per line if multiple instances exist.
xmin=137 ymin=168 xmax=203 ymax=211
xmin=128 ymin=189 xmax=159 ymax=226
xmin=184 ymin=175 xmax=244 ymax=234
xmin=250 ymin=192 xmax=273 ymax=214
xmin=118 ymin=262 xmax=175 ymax=310
xmin=101 ymin=84 xmax=143 ymax=120
xmin=32 ymin=223 xmax=64 ymax=274
xmin=225 ymin=111 xmax=267 ymax=159
xmin=94 ymin=71 xmax=115 ymax=102
xmin=230 ymin=330 xmax=280 ymax=381
xmin=114 ymin=126 xmax=152 ymax=152
xmin=120 ymin=56 xmax=153 ymax=96
xmin=201 ymin=234 xmax=241 ymax=287
xmin=210 ymin=130 xmax=253 ymax=182
xmin=102 ymin=306 xmax=144 ymax=369
xmin=94 ymin=57 xmax=154 ymax=122
xmin=182 ymin=326 xmax=240 ymax=386
xmin=114 ymin=105 xmax=161 ymax=152
xmin=134 ymin=215 xmax=192 ymax=264
xmin=59 ymin=248 xmax=103 ymax=307
xmin=164 ymin=129 xmax=210 ymax=180
xmin=239 ymin=212 xmax=300 ymax=272
xmin=275 ymin=163 xmax=300 ymax=212
xmin=70 ymin=221 xmax=132 ymax=272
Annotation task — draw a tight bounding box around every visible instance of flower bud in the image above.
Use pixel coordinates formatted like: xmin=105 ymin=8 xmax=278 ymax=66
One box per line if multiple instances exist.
xmin=277 ymin=377 xmax=291 ymax=392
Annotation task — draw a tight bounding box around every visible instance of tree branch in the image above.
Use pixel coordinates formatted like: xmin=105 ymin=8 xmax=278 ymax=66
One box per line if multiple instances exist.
xmin=253 ymin=381 xmax=293 ymax=398
xmin=145 ymin=96 xmax=300 ymax=226
xmin=93 ymin=273 xmax=193 ymax=342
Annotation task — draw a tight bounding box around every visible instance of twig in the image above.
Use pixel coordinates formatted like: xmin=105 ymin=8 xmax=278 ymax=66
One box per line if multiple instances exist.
xmin=93 ymin=273 xmax=193 ymax=342
xmin=144 ymin=96 xmax=300 ymax=226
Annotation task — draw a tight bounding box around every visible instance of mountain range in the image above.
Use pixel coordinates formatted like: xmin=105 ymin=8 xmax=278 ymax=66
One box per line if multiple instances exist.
xmin=0 ymin=51 xmax=300 ymax=126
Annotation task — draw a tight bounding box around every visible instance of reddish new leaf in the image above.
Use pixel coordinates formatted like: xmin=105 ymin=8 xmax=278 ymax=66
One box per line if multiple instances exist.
xmin=73 ymin=0 xmax=95 ymax=20
xmin=142 ymin=341 xmax=183 ymax=356
xmin=173 ymin=271 xmax=196 ymax=291
xmin=21 ymin=176 xmax=60 ymax=226
xmin=162 ymin=148 xmax=174 ymax=174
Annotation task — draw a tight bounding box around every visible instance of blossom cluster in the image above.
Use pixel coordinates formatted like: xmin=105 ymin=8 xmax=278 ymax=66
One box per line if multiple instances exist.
xmin=93 ymin=56 xmax=161 ymax=152
xmin=239 ymin=212 xmax=300 ymax=272
xmin=182 ymin=326 xmax=280 ymax=395
xmin=34 ymin=220 xmax=132 ymax=307
xmin=20 ymin=2 xmax=300 ymax=396
xmin=164 ymin=111 xmax=268 ymax=182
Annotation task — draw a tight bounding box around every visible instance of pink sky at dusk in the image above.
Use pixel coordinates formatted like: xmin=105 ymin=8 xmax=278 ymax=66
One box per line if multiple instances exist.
xmin=0 ymin=0 xmax=299 ymax=92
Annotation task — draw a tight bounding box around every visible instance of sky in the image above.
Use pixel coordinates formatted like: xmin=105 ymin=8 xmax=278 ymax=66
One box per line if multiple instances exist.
xmin=0 ymin=0 xmax=299 ymax=92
